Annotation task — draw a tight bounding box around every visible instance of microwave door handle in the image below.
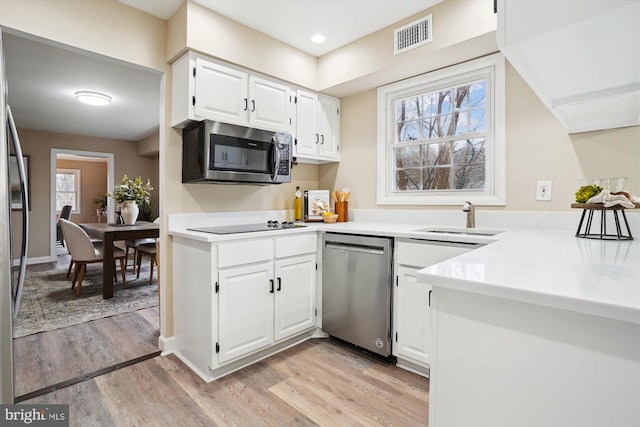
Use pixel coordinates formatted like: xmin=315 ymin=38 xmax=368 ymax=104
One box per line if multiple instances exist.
xmin=271 ymin=136 xmax=280 ymax=181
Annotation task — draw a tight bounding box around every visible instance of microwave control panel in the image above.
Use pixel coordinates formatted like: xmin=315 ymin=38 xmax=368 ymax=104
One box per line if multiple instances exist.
xmin=277 ymin=144 xmax=290 ymax=174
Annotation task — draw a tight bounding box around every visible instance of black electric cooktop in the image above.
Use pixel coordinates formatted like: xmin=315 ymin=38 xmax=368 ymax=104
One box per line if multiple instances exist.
xmin=189 ymin=221 xmax=306 ymax=235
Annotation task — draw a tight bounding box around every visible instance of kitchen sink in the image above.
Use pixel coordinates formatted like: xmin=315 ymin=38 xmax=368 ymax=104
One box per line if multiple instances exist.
xmin=412 ymin=227 xmax=503 ymax=236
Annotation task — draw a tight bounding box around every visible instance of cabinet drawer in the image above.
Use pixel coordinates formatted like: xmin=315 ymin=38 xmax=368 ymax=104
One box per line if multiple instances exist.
xmin=275 ymin=233 xmax=317 ymax=258
xmin=218 ymin=238 xmax=273 ymax=268
xmin=397 ymin=240 xmax=478 ymax=269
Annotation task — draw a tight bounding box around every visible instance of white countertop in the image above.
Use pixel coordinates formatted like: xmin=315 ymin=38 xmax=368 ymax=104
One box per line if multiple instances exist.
xmin=168 ymin=212 xmax=640 ymax=325
xmin=417 ymin=229 xmax=640 ymax=324
xmin=169 ymin=219 xmax=500 ymax=245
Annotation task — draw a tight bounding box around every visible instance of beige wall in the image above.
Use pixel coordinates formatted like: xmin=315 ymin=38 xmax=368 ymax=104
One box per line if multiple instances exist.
xmin=137 ymin=131 xmax=159 ymax=157
xmin=318 ymin=0 xmax=497 ymax=97
xmin=170 ymin=1 xmax=318 ymax=89
xmin=16 ymin=129 xmax=159 ymax=258
xmin=319 ymin=62 xmax=640 ymax=211
xmin=56 ymin=158 xmax=108 ymax=224
xmin=0 ymin=0 xmax=167 ymax=71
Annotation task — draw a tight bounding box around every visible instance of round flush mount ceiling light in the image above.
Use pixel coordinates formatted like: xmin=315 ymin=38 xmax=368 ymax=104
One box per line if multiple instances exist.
xmin=75 ymin=91 xmax=112 ymax=106
xmin=311 ymin=34 xmax=326 ymax=44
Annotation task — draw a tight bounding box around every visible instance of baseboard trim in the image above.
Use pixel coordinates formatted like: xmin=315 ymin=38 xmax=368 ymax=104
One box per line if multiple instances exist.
xmin=158 ymin=334 xmax=175 ymax=353
xmin=15 ymin=255 xmax=57 ymax=266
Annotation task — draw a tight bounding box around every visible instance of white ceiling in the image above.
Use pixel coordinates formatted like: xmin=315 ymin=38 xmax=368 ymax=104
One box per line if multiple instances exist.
xmin=3 ymin=32 xmax=161 ymax=141
xmin=120 ymin=0 xmax=443 ymax=56
xmin=4 ymin=0 xmax=442 ymax=141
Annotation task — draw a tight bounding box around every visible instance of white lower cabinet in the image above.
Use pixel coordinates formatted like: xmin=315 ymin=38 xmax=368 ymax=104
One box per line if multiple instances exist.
xmin=395 ymin=265 xmax=431 ymax=367
xmin=217 ymin=252 xmax=317 ymax=364
xmin=218 ymin=261 xmax=275 ymax=364
xmin=172 ymin=232 xmax=317 ymax=382
xmin=393 ymin=239 xmax=482 ymax=376
xmin=274 ymin=254 xmax=317 ymax=341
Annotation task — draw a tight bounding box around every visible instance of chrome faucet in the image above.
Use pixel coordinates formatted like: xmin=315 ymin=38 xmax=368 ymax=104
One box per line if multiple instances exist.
xmin=462 ymin=201 xmax=475 ymax=228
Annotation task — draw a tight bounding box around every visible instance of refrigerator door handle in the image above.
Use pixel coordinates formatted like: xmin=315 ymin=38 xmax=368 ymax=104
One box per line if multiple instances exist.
xmin=7 ymin=105 xmax=28 ymax=317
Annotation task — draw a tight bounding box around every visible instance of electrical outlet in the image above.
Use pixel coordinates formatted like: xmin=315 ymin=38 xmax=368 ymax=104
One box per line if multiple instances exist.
xmin=536 ymin=180 xmax=552 ymax=201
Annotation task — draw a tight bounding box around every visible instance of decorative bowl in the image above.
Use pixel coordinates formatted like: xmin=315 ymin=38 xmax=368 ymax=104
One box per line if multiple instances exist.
xmin=322 ymin=213 xmax=339 ymax=223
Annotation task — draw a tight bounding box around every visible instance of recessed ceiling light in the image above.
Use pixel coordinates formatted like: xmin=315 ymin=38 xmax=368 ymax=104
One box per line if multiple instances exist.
xmin=75 ymin=91 xmax=112 ymax=106
xmin=311 ymin=34 xmax=326 ymax=44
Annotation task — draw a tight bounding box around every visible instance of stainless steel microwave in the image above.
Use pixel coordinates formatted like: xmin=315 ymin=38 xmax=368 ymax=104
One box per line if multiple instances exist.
xmin=182 ymin=120 xmax=292 ymax=185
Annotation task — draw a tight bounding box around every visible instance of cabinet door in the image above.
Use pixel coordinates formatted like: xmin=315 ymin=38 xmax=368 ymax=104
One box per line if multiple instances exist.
xmin=294 ymin=89 xmax=319 ymax=157
xmin=249 ymin=76 xmax=291 ymax=133
xmin=194 ymin=58 xmax=249 ymax=126
xmin=317 ymin=96 xmax=340 ymax=161
xmin=218 ymin=262 xmax=274 ymax=364
xmin=274 ymin=254 xmax=316 ymax=341
xmin=395 ymin=266 xmax=431 ymax=366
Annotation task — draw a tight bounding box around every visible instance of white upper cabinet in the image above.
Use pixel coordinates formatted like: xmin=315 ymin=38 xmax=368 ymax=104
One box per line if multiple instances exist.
xmin=318 ymin=96 xmax=340 ymax=160
xmin=294 ymin=89 xmax=319 ymax=158
xmin=194 ymin=57 xmax=249 ymax=127
xmin=172 ymin=52 xmax=292 ymax=133
xmin=497 ymin=0 xmax=640 ymax=134
xmin=248 ymin=75 xmax=292 ymax=132
xmin=294 ymin=89 xmax=340 ymax=163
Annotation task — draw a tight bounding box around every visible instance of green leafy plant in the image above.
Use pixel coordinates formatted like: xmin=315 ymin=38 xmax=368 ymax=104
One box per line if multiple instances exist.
xmin=575 ymin=184 xmax=603 ymax=203
xmin=138 ymin=197 xmax=155 ymax=222
xmin=108 ymin=175 xmax=153 ymax=204
xmin=94 ymin=194 xmax=107 ymax=210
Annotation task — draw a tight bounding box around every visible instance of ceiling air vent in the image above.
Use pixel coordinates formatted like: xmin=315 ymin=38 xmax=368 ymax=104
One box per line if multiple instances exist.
xmin=394 ymin=14 xmax=432 ymax=55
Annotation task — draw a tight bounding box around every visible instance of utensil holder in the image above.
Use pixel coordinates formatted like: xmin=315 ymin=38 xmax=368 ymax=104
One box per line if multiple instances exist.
xmin=336 ymin=201 xmax=348 ymax=222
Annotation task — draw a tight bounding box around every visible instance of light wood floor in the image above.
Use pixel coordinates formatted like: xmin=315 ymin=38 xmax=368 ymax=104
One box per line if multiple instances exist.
xmin=22 ymin=338 xmax=429 ymax=426
xmin=13 ymin=307 xmax=160 ymax=398
xmin=17 ymin=255 xmax=429 ymax=426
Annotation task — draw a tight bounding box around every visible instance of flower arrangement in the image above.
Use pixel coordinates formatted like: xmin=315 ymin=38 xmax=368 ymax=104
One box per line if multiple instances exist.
xmin=108 ymin=175 xmax=153 ymax=204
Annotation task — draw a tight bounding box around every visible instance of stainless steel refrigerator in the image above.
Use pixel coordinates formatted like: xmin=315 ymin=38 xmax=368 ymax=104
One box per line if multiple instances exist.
xmin=0 ymin=29 xmax=30 ymax=404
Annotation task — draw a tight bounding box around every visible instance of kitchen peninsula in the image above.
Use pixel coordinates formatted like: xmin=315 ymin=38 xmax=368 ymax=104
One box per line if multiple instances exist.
xmin=418 ymin=229 xmax=640 ymax=426
xmin=168 ymin=209 xmax=640 ymax=426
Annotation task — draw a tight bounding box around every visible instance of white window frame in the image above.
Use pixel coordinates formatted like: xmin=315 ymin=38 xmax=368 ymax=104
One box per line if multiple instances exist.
xmin=377 ymin=53 xmax=505 ymax=205
xmin=56 ymin=168 xmax=81 ymax=214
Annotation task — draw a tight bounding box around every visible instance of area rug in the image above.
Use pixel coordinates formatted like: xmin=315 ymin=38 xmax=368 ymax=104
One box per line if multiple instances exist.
xmin=14 ymin=263 xmax=158 ymax=338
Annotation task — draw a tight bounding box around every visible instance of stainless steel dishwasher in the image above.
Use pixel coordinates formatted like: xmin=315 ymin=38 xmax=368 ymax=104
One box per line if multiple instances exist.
xmin=322 ymin=233 xmax=393 ymax=357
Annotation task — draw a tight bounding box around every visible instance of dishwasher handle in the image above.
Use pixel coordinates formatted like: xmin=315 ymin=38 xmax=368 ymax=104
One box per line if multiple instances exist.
xmin=324 ymin=241 xmax=386 ymax=255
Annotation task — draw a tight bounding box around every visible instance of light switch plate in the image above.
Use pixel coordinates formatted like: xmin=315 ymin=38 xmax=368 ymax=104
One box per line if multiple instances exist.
xmin=536 ymin=180 xmax=552 ymax=201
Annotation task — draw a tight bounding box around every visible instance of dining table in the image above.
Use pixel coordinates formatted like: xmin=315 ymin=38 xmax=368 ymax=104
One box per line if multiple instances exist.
xmin=79 ymin=221 xmax=160 ymax=299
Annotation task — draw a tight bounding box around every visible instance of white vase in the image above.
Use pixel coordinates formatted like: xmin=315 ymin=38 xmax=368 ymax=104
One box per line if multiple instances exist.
xmin=121 ymin=200 xmax=139 ymax=225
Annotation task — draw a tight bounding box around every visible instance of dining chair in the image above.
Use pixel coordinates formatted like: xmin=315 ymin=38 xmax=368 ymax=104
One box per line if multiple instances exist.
xmin=135 ymin=241 xmax=157 ymax=286
xmin=124 ymin=217 xmax=159 ymax=272
xmin=59 ymin=218 xmax=127 ymax=296
xmin=56 ymin=205 xmax=72 ymax=247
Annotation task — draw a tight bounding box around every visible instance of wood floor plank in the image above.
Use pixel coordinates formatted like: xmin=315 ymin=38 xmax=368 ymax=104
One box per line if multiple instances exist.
xmin=157 ymin=353 xmax=318 ymax=426
xmin=20 ymin=317 xmax=429 ymax=426
xmin=267 ymin=340 xmax=429 ymax=426
xmin=14 ymin=307 xmax=160 ymax=396
xmin=14 ymin=322 xmax=120 ymax=395
xmin=21 ymin=379 xmax=116 ymax=427
xmin=93 ymin=310 xmax=159 ymax=359
xmin=136 ymin=305 xmax=160 ymax=326
xmin=94 ymin=357 xmax=214 ymax=426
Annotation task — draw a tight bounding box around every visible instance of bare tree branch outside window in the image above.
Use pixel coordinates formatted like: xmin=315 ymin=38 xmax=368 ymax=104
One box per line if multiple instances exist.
xmin=393 ymin=80 xmax=487 ymax=192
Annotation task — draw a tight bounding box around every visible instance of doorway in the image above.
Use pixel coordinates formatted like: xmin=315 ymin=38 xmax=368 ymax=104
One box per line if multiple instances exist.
xmin=3 ymin=27 xmax=164 ymax=405
xmin=50 ymin=149 xmax=114 ymax=260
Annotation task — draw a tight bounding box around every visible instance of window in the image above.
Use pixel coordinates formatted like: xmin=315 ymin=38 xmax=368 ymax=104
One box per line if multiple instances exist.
xmin=377 ymin=53 xmax=505 ymax=205
xmin=56 ymin=169 xmax=81 ymax=213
